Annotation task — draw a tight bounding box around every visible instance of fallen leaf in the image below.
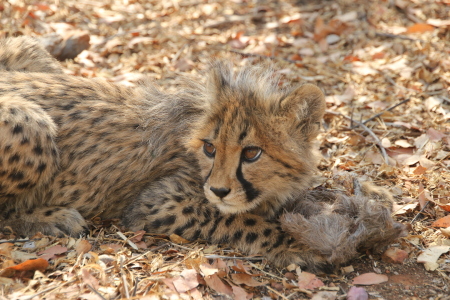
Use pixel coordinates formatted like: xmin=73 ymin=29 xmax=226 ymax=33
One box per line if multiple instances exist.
xmin=417 ymin=245 xmax=450 ymax=271
xmin=231 ymin=260 xmax=251 ymax=274
xmin=204 ymin=274 xmax=233 ymax=295
xmin=311 ymin=291 xmax=337 ymax=300
xmin=81 ymin=268 xmax=99 ymax=289
xmin=352 ymin=273 xmax=388 ymax=285
xmin=232 ymin=285 xmax=252 ymax=300
xmin=427 ymin=18 xmax=450 ymax=27
xmin=231 ymin=273 xmax=266 ymax=287
xmin=173 ymin=269 xmax=199 ymax=293
xmin=382 ymin=247 xmax=408 ymax=264
xmin=393 ymin=202 xmax=418 ymax=215
xmin=440 ymin=227 xmax=450 ymax=238
xmin=394 ymin=139 xmax=413 ymax=148
xmin=0 ymin=243 xmax=13 ymax=257
xmin=413 ymin=165 xmax=427 ymax=175
xmin=432 ymin=215 xmax=450 ymax=227
xmin=199 ymin=263 xmax=219 ymax=277
xmin=427 ymin=128 xmax=447 ymax=142
xmin=169 ymin=234 xmax=190 ymax=244
xmin=347 ymin=286 xmax=369 ymax=300
xmin=76 ymin=240 xmax=92 ymax=256
xmin=38 ymin=245 xmax=68 ymax=260
xmin=297 ymin=272 xmax=324 ymax=290
xmin=0 ymin=258 xmax=48 ymax=278
xmin=405 ymin=23 xmax=434 ymax=34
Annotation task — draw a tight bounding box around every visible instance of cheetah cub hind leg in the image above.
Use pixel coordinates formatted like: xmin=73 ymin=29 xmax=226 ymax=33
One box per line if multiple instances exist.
xmin=0 ymin=36 xmax=63 ymax=73
xmin=0 ymin=95 xmax=88 ymax=237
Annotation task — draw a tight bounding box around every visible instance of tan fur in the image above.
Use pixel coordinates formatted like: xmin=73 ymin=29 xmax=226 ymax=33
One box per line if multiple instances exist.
xmin=281 ymin=179 xmax=408 ymax=270
xmin=0 ymin=37 xmax=400 ymax=270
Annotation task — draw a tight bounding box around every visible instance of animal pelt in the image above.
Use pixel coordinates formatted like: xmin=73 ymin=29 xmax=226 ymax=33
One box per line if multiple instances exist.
xmin=281 ymin=179 xmax=408 ymax=270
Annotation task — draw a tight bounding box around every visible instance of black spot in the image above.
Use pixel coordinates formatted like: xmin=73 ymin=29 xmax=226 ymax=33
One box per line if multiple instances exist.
xmin=145 ymin=203 xmax=155 ymax=210
xmin=8 ymin=171 xmax=24 ymax=181
xmin=149 ymin=208 xmax=160 ymax=215
xmin=60 ymin=103 xmax=76 ymax=110
xmin=244 ymin=218 xmax=257 ymax=226
xmin=272 ymin=234 xmax=285 ymax=249
xmin=9 ymin=108 xmax=17 ymax=115
xmin=8 ymin=154 xmax=20 ymax=163
xmin=287 ymin=237 xmax=295 ymax=245
xmin=173 ymin=195 xmax=184 ymax=203
xmin=4 ymin=145 xmax=12 ymax=153
xmin=154 ymin=215 xmax=176 ymax=228
xmin=17 ymin=181 xmax=34 ymax=189
xmin=12 ymin=125 xmax=23 ymax=135
xmin=262 ymin=241 xmax=270 ymax=248
xmin=190 ymin=229 xmax=202 ymax=241
xmin=217 ymin=234 xmax=230 ymax=244
xmin=207 ymin=216 xmax=223 ymax=237
xmin=236 ymin=160 xmax=260 ymax=202
xmin=225 ymin=215 xmax=236 ymax=227
xmin=26 ymin=208 xmax=34 ymax=214
xmin=21 ymin=137 xmax=30 ymax=145
xmin=238 ymin=131 xmax=247 ymax=141
xmin=33 ymin=145 xmax=44 ymax=155
xmin=200 ymin=218 xmax=211 ymax=226
xmin=182 ymin=206 xmax=194 ymax=215
xmin=232 ymin=230 xmax=243 ymax=242
xmin=173 ymin=218 xmax=196 ymax=236
xmin=263 ymin=228 xmax=272 ymax=237
xmin=36 ymin=163 xmax=47 ymax=174
xmin=245 ymin=232 xmax=258 ymax=244
xmin=45 ymin=209 xmax=54 ymax=216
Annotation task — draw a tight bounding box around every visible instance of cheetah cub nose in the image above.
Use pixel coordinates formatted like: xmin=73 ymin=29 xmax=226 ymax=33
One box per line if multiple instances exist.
xmin=210 ymin=187 xmax=231 ymax=198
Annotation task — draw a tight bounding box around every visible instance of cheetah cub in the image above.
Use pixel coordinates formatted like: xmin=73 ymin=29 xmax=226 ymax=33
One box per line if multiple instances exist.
xmin=1 ymin=36 xmax=330 ymax=267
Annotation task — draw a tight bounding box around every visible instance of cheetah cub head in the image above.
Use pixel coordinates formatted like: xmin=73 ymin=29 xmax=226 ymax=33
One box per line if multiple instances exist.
xmin=187 ymin=62 xmax=325 ymax=216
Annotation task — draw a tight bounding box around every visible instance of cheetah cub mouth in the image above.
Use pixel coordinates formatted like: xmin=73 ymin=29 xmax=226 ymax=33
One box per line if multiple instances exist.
xmin=187 ymin=62 xmax=325 ymax=215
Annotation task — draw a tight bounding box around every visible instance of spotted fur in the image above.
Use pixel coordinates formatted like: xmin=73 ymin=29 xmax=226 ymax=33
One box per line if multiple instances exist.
xmin=1 ymin=37 xmax=331 ymax=267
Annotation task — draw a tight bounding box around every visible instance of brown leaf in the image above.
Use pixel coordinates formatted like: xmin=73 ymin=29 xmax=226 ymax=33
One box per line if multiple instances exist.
xmin=38 ymin=245 xmax=68 ymax=260
xmin=232 ymin=285 xmax=253 ymax=300
xmin=81 ymin=268 xmax=99 ymax=289
xmin=200 ymin=263 xmax=219 ymax=277
xmin=76 ymin=240 xmax=92 ymax=256
xmin=0 ymin=258 xmax=48 ymax=278
xmin=204 ymin=274 xmax=233 ymax=295
xmin=297 ymin=272 xmax=324 ymax=290
xmin=432 ymin=215 xmax=450 ymax=227
xmin=0 ymin=243 xmax=13 ymax=258
xmin=406 ymin=23 xmax=434 ymax=33
xmin=169 ymin=233 xmax=191 ymax=244
xmin=230 ymin=260 xmax=251 ymax=274
xmin=173 ymin=269 xmax=199 ymax=293
xmin=231 ymin=273 xmax=266 ymax=287
xmin=352 ymin=273 xmax=388 ymax=285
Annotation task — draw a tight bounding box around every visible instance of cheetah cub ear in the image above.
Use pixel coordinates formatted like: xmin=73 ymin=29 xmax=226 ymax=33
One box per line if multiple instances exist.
xmin=277 ymin=84 xmax=326 ymax=142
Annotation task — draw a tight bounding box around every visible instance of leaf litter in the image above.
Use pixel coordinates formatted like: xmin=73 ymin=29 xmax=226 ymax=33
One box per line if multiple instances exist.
xmin=1 ymin=0 xmax=450 ymax=299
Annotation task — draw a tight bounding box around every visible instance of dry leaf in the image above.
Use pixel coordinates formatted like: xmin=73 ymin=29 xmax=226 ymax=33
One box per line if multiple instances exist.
xmin=81 ymin=268 xmax=99 ymax=289
xmin=297 ymin=272 xmax=324 ymax=290
xmin=76 ymin=240 xmax=92 ymax=256
xmin=38 ymin=245 xmax=68 ymax=260
xmin=432 ymin=215 xmax=450 ymax=227
xmin=169 ymin=234 xmax=191 ymax=244
xmin=352 ymin=273 xmax=388 ymax=285
xmin=173 ymin=269 xmax=199 ymax=293
xmin=0 ymin=258 xmax=48 ymax=278
xmin=231 ymin=273 xmax=266 ymax=287
xmin=199 ymin=263 xmax=219 ymax=277
xmin=405 ymin=23 xmax=434 ymax=34
xmin=231 ymin=285 xmax=252 ymax=300
xmin=417 ymin=246 xmax=450 ymax=271
xmin=204 ymin=274 xmax=233 ymax=295
xmin=0 ymin=243 xmax=13 ymax=258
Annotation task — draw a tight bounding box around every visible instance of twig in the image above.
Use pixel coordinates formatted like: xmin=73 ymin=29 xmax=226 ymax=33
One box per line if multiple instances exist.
xmin=266 ymin=285 xmax=291 ymax=300
xmin=375 ymin=32 xmax=424 ymax=42
xmin=229 ymin=49 xmax=297 ymax=64
xmin=86 ymin=284 xmax=107 ymax=300
xmin=411 ymin=201 xmax=430 ymax=224
xmin=0 ymin=239 xmax=35 ymax=244
xmin=359 ymin=98 xmax=411 ymax=126
xmin=113 ymin=225 xmax=138 ymax=250
xmin=248 ymin=261 xmax=284 ymax=280
xmin=326 ymin=111 xmax=390 ymax=165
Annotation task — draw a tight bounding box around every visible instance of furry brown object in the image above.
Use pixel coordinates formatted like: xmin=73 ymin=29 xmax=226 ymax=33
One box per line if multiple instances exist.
xmin=281 ymin=179 xmax=408 ymax=270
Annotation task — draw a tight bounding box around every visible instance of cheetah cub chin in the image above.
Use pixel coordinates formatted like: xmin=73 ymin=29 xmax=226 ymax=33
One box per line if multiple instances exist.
xmin=0 ymin=36 xmax=399 ymax=270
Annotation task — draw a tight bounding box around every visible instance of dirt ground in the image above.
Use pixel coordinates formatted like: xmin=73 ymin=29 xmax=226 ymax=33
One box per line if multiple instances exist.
xmin=1 ymin=0 xmax=450 ymax=299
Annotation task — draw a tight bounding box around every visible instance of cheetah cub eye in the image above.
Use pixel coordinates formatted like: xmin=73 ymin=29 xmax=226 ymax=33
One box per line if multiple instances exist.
xmin=203 ymin=141 xmax=216 ymax=157
xmin=242 ymin=147 xmax=262 ymax=162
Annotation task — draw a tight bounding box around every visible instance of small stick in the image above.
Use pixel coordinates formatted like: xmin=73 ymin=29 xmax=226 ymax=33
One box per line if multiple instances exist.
xmin=411 ymin=201 xmax=430 ymax=224
xmin=86 ymin=284 xmax=107 ymax=300
xmin=113 ymin=225 xmax=139 ymax=250
xmin=358 ymin=98 xmax=411 ymax=126
xmin=327 ymin=111 xmax=390 ymax=165
xmin=248 ymin=261 xmax=284 ymax=280
xmin=266 ymin=285 xmax=291 ymax=300
xmin=375 ymin=32 xmax=425 ymax=43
